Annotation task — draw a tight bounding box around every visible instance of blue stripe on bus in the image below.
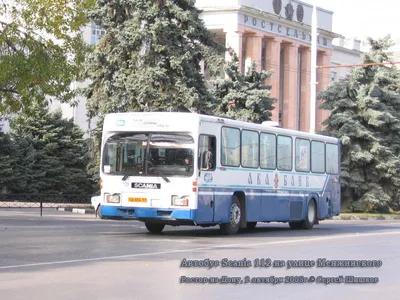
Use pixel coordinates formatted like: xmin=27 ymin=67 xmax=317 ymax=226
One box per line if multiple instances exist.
xmin=100 ymin=205 xmax=195 ymax=221
xmin=219 ymin=167 xmax=327 ymax=177
xmin=198 ymin=184 xmax=321 ymax=191
xmin=199 ymin=184 xmax=274 ymax=189
xmin=223 ymin=167 xmax=274 ymax=173
xmin=198 ymin=187 xmax=312 ymax=194
xmin=278 ymin=171 xmax=327 ymax=177
xmin=199 ymin=173 xmax=329 ymax=192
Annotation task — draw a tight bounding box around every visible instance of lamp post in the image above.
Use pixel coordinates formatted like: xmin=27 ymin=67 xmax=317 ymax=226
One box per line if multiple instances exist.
xmin=310 ymin=0 xmax=318 ymax=134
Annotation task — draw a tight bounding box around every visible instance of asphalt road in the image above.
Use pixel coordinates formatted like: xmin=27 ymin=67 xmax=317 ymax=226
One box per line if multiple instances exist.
xmin=0 ymin=208 xmax=399 ymax=300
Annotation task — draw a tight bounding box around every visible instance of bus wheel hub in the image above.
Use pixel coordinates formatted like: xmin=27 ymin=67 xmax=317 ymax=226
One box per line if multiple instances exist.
xmin=230 ymin=204 xmax=241 ymax=226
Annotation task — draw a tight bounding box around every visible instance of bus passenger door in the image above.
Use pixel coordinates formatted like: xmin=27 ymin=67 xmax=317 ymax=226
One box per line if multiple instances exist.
xmin=331 ymin=175 xmax=340 ymax=215
xmin=196 ymin=186 xmax=214 ymax=223
xmin=326 ymin=143 xmax=341 ymax=216
xmin=196 ymin=135 xmax=217 ymax=223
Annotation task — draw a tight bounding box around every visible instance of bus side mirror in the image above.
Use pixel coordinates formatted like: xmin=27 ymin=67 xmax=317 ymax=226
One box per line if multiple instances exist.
xmin=200 ymin=151 xmax=213 ymax=171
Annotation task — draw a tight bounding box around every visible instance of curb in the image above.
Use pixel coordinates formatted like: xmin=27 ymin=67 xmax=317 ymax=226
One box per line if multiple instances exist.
xmin=57 ymin=207 xmax=95 ymax=215
xmin=332 ymin=216 xmax=400 ymax=220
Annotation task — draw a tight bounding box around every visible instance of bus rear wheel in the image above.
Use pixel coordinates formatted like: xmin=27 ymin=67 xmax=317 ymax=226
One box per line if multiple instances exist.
xmin=220 ymin=197 xmax=241 ymax=235
xmin=145 ymin=222 xmax=165 ymax=234
xmin=300 ymin=199 xmax=317 ymax=229
xmin=289 ymin=200 xmax=317 ymax=230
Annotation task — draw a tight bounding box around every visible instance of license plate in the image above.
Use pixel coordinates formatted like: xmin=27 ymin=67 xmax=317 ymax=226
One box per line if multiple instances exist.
xmin=128 ymin=197 xmax=147 ymax=203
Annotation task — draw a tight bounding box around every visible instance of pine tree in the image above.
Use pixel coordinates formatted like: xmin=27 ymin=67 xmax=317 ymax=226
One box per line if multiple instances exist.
xmin=84 ymin=0 xmax=225 ymax=123
xmin=319 ymin=35 xmax=400 ymax=212
xmin=8 ymin=104 xmax=93 ymax=195
xmin=209 ymin=49 xmax=277 ymax=123
xmin=7 ymin=135 xmax=38 ymax=193
xmin=0 ymin=132 xmax=14 ymax=192
xmin=86 ymin=129 xmax=102 ymax=193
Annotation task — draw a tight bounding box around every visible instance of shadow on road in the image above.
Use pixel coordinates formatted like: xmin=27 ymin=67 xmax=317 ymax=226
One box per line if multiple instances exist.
xmin=102 ymin=221 xmax=400 ymax=240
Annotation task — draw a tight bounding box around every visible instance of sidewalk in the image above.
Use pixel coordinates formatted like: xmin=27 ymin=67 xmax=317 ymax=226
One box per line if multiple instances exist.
xmin=333 ymin=215 xmax=400 ymax=220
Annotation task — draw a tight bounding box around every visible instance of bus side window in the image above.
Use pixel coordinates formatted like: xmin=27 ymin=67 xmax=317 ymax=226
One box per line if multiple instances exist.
xmin=199 ymin=135 xmax=216 ymax=171
xmin=277 ymin=135 xmax=292 ymax=171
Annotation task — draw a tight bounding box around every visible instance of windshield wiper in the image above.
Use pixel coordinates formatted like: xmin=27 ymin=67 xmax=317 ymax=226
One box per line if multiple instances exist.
xmin=122 ymin=172 xmax=134 ymax=181
xmin=147 ymin=159 xmax=170 ymax=183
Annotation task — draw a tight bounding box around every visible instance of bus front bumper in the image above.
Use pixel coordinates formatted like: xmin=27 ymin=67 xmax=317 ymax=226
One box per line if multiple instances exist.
xmin=100 ymin=205 xmax=196 ymax=223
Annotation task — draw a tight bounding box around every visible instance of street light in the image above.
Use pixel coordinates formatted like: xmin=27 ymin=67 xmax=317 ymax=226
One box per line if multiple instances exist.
xmin=310 ymin=0 xmax=318 ymax=134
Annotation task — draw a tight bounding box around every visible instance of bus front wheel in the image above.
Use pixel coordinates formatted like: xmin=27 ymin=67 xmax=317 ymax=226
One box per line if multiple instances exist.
xmin=145 ymin=222 xmax=165 ymax=234
xmin=220 ymin=197 xmax=241 ymax=235
xmin=96 ymin=205 xmax=103 ymax=219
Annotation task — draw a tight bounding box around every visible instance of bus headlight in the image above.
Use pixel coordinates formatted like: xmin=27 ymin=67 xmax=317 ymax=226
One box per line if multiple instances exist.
xmin=172 ymin=195 xmax=189 ymax=206
xmin=105 ymin=193 xmax=120 ymax=203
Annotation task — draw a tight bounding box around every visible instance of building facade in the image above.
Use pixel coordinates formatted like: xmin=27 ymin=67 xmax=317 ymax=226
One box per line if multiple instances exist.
xmin=198 ymin=0 xmax=339 ymax=132
xmin=330 ymin=37 xmax=363 ymax=81
xmin=49 ymin=24 xmax=97 ymax=137
xmin=0 ymin=117 xmax=9 ymax=133
xmin=393 ymin=38 xmax=400 ymax=66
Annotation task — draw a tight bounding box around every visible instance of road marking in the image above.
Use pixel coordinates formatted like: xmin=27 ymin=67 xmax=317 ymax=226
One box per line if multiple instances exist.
xmin=128 ymin=239 xmax=190 ymax=243
xmin=1 ymin=230 xmax=400 ymax=270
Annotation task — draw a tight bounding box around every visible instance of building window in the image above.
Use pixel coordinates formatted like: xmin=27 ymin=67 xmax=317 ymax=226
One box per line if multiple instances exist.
xmin=91 ymin=23 xmax=105 ymax=45
xmin=330 ymin=71 xmax=337 ymax=82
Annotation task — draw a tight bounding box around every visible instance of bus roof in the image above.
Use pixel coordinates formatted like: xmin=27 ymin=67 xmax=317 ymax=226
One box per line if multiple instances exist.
xmin=103 ymin=112 xmax=339 ymax=143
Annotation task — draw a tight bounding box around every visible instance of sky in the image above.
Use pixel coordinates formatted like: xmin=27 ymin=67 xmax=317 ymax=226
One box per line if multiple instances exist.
xmin=304 ymin=0 xmax=399 ymax=43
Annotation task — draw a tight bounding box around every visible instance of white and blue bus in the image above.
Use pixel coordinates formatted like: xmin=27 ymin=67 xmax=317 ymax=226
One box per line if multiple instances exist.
xmin=97 ymin=112 xmax=341 ymax=235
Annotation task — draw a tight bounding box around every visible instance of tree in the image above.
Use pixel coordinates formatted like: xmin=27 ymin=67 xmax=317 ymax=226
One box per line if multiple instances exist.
xmin=0 ymin=0 xmax=94 ymax=114
xmin=86 ymin=128 xmax=101 ymax=193
xmin=7 ymin=104 xmax=94 ymax=195
xmin=84 ymin=0 xmax=225 ymax=123
xmin=0 ymin=132 xmax=14 ymax=192
xmin=318 ymin=35 xmax=400 ymax=212
xmin=7 ymin=135 xmax=38 ymax=193
xmin=209 ymin=49 xmax=277 ymax=123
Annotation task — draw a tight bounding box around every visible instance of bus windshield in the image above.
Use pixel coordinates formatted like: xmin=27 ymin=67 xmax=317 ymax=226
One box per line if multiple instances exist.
xmin=102 ymin=132 xmax=195 ymax=178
